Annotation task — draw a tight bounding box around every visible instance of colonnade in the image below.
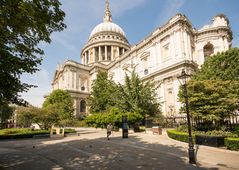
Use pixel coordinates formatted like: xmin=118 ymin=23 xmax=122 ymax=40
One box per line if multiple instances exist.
xmin=82 ymin=45 xmax=126 ymax=65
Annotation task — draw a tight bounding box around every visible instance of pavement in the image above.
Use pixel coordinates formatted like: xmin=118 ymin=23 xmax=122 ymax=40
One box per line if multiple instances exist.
xmin=0 ymin=128 xmax=238 ymax=170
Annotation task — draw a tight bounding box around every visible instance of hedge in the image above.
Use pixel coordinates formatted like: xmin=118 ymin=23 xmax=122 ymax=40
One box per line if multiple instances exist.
xmin=168 ymin=130 xmax=239 ymax=151
xmin=167 ymin=129 xmax=196 ymax=143
xmin=225 ymin=138 xmax=239 ymax=151
xmin=0 ymin=128 xmax=76 ymax=140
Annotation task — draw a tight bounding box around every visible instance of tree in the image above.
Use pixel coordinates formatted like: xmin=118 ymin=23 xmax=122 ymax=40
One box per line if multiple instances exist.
xmin=16 ymin=105 xmax=40 ymax=127
xmin=43 ymin=89 xmax=74 ymax=120
xmin=0 ymin=104 xmax=14 ymax=129
xmin=35 ymin=105 xmax=60 ymax=129
xmin=117 ymin=69 xmax=161 ymax=117
xmin=0 ymin=0 xmax=66 ymax=106
xmin=16 ymin=104 xmax=62 ymax=130
xmin=88 ymin=71 xmax=118 ymax=113
xmin=179 ymin=48 xmax=239 ymax=130
xmin=193 ymin=48 xmax=239 ymax=81
xmin=180 ymin=80 xmax=239 ymax=130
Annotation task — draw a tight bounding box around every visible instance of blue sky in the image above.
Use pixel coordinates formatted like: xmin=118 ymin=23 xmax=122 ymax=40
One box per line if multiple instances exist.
xmin=21 ymin=0 xmax=239 ymax=107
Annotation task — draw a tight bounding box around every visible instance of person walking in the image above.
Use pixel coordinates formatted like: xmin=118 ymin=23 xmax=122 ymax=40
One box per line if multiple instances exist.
xmin=106 ymin=123 xmax=113 ymax=140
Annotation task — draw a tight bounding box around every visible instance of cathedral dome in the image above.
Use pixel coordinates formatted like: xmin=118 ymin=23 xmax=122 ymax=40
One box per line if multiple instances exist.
xmin=81 ymin=0 xmax=130 ymax=66
xmin=90 ymin=22 xmax=126 ymax=38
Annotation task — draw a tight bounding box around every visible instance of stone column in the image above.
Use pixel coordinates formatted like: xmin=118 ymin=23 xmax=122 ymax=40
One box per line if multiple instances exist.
xmin=111 ymin=46 xmax=113 ymax=60
xmin=82 ymin=53 xmax=84 ymax=65
xmin=117 ymin=47 xmax=120 ymax=57
xmin=85 ymin=51 xmax=87 ymax=64
xmin=183 ymin=31 xmax=189 ymax=60
xmin=84 ymin=53 xmax=86 ymax=65
xmin=98 ymin=46 xmax=101 ymax=61
xmin=84 ymin=53 xmax=87 ymax=64
xmin=187 ymin=33 xmax=192 ymax=60
xmin=73 ymin=71 xmax=76 ymax=90
xmin=180 ymin=28 xmax=185 ymax=59
xmin=86 ymin=51 xmax=89 ymax=64
xmin=105 ymin=46 xmax=107 ymax=60
xmin=93 ymin=48 xmax=95 ymax=63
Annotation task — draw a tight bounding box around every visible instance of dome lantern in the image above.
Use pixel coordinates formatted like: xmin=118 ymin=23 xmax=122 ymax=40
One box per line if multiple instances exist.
xmin=104 ymin=0 xmax=112 ymax=23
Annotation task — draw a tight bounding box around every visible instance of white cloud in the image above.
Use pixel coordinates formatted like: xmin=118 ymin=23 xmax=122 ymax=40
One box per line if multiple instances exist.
xmin=154 ymin=0 xmax=186 ymax=27
xmin=21 ymin=68 xmax=51 ymax=107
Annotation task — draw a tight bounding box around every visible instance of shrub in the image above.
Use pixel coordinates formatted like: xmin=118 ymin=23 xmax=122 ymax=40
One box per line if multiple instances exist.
xmin=168 ymin=129 xmax=239 ymax=150
xmin=225 ymin=138 xmax=239 ymax=151
xmin=0 ymin=128 xmax=49 ymax=140
xmin=85 ymin=110 xmax=144 ymax=129
xmin=195 ymin=130 xmax=236 ymax=137
xmin=176 ymin=125 xmax=237 ymax=138
xmin=232 ymin=126 xmax=239 ymax=137
xmin=167 ymin=129 xmax=195 ymax=143
xmin=70 ymin=120 xmax=88 ymax=127
xmin=176 ymin=125 xmax=189 ymax=133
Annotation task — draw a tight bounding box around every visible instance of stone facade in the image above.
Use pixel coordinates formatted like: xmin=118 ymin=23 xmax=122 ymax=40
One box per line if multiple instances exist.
xmin=52 ymin=1 xmax=232 ymax=118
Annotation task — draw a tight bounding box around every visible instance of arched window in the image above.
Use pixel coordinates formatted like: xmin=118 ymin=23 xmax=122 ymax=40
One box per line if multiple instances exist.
xmin=203 ymin=42 xmax=214 ymax=60
xmin=80 ymin=100 xmax=86 ymax=112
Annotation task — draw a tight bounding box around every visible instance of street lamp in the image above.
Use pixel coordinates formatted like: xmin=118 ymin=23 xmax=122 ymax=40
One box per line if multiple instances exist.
xmin=177 ymin=69 xmax=196 ymax=164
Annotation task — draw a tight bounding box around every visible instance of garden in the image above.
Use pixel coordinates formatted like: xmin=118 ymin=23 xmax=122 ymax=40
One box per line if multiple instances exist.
xmin=167 ymin=48 xmax=239 ymax=151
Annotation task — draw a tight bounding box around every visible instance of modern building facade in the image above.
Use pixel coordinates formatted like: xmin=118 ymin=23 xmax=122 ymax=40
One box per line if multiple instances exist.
xmin=52 ymin=0 xmax=232 ymax=118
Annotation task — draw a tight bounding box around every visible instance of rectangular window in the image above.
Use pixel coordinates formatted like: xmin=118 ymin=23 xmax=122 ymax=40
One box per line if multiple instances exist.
xmin=162 ymin=43 xmax=170 ymax=61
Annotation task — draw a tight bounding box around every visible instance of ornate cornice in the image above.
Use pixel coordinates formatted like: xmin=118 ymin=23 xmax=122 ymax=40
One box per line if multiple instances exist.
xmin=106 ymin=14 xmax=195 ymax=70
xmin=142 ymin=60 xmax=198 ymax=82
xmin=195 ymin=26 xmax=232 ymax=41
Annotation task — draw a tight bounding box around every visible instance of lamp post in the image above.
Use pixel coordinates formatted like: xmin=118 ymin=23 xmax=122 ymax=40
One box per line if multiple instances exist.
xmin=177 ymin=69 xmax=196 ymax=164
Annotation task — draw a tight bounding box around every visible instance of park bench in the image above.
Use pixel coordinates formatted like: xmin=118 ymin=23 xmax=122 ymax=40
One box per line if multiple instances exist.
xmin=151 ymin=126 xmax=162 ymax=135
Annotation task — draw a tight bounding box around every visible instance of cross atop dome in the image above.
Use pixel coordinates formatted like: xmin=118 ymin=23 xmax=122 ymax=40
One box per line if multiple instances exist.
xmin=104 ymin=0 xmax=112 ymax=22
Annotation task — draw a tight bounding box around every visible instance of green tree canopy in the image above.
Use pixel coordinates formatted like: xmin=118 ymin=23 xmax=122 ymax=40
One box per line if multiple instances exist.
xmin=43 ymin=89 xmax=74 ymax=120
xmin=193 ymin=48 xmax=239 ymax=81
xmin=36 ymin=105 xmax=60 ymax=129
xmin=16 ymin=105 xmax=40 ymax=128
xmin=117 ymin=69 xmax=161 ymax=117
xmin=88 ymin=71 xmax=118 ymax=113
xmin=0 ymin=104 xmax=15 ymax=129
xmin=88 ymin=70 xmax=161 ymax=117
xmin=184 ymin=80 xmax=239 ymax=128
xmin=0 ymin=0 xmax=66 ymax=105
xmin=179 ymin=48 xmax=239 ymax=130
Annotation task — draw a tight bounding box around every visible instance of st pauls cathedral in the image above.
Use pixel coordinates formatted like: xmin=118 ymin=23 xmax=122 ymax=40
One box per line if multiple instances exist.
xmin=52 ymin=0 xmax=232 ymax=118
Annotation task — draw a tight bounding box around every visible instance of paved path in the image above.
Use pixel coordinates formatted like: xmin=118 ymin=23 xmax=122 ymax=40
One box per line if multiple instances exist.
xmin=0 ymin=128 xmax=238 ymax=170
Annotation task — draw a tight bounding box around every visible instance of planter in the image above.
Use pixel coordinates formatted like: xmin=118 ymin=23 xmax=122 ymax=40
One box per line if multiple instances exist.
xmin=195 ymin=135 xmax=225 ymax=147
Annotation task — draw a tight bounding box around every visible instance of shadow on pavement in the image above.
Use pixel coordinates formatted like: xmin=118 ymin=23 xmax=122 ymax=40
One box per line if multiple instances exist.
xmin=0 ymin=132 xmax=220 ymax=170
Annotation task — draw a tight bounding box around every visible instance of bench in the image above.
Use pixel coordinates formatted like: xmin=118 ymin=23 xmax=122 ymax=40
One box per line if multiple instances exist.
xmin=151 ymin=126 xmax=162 ymax=135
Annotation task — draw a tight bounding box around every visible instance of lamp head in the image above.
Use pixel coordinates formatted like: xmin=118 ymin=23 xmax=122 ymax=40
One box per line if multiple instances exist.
xmin=177 ymin=69 xmax=191 ymax=86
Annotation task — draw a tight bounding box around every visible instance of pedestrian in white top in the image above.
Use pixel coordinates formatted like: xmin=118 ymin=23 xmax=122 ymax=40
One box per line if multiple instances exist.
xmin=107 ymin=123 xmax=113 ymax=140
